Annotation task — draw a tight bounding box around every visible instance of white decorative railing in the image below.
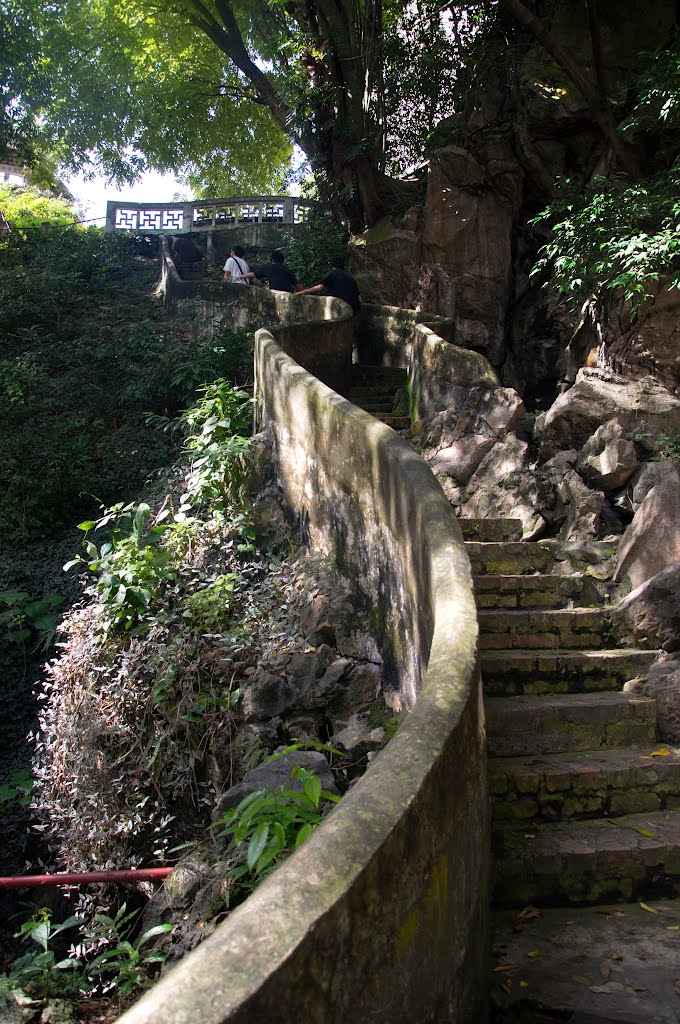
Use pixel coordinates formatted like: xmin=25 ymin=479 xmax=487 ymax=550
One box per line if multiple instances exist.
xmin=105 ymin=196 xmax=316 ymax=234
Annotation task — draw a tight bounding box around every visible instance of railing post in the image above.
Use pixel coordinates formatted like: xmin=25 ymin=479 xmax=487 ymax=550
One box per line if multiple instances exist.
xmin=283 ymin=198 xmax=294 ymax=224
xmin=105 ymin=201 xmax=117 ymax=232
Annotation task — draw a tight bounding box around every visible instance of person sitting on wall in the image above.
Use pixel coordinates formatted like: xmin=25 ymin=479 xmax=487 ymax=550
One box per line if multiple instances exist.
xmin=223 ymin=245 xmax=250 ymax=285
xmin=233 ymin=249 xmax=302 ymax=293
xmin=297 ymin=259 xmax=362 ymax=314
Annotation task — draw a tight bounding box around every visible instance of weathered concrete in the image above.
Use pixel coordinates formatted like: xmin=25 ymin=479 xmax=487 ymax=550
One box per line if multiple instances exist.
xmin=119 ymin=312 xmax=488 ymax=1023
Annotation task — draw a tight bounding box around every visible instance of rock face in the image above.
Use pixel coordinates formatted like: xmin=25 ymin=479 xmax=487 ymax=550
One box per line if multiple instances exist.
xmin=607 ymin=284 xmax=680 ymax=394
xmin=352 ymin=141 xmax=523 ymax=369
xmin=614 ymin=467 xmax=680 ymax=589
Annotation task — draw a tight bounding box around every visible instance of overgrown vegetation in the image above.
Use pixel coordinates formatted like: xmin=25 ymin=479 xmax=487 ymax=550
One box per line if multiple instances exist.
xmin=0 ymin=184 xmax=253 ymax=544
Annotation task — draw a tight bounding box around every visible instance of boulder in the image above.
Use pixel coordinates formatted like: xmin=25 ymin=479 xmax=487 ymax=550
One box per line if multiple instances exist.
xmin=458 ymin=436 xmax=547 ymax=537
xmin=614 ymin=467 xmax=680 ymax=589
xmin=606 ymin=283 xmax=680 ymax=394
xmin=624 ymin=655 xmax=680 ymax=744
xmin=536 ymin=369 xmax=680 ymax=462
xmin=612 ymin=563 xmax=680 ymax=653
xmin=414 ymin=387 xmax=531 ymax=486
xmin=576 ymin=419 xmax=639 ymax=493
xmin=213 ymin=748 xmax=338 ymax=820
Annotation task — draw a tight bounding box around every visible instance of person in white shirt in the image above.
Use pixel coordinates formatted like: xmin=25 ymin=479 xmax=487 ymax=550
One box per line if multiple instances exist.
xmin=223 ymin=245 xmax=250 ymax=285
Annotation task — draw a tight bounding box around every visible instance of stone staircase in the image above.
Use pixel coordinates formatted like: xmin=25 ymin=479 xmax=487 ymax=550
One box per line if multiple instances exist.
xmin=349 ymin=364 xmax=410 ymax=430
xmin=459 ymin=517 xmax=680 ymax=1020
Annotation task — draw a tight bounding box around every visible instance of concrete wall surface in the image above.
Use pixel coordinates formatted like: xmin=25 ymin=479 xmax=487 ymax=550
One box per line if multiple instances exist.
xmin=119 ymin=323 xmax=488 ymax=1024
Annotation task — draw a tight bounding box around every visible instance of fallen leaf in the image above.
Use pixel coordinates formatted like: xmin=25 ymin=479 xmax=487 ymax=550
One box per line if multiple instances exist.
xmin=635 ymin=829 xmax=658 ymax=838
xmin=589 ymin=982 xmax=624 ymax=994
xmin=640 ymin=901 xmax=659 ymax=913
xmin=626 ymin=981 xmax=648 ymax=992
xmin=494 ymin=963 xmax=515 ymax=974
xmin=519 ymin=981 xmax=528 ymax=989
xmin=572 ymin=975 xmax=592 ymax=986
xmin=605 ymin=818 xmax=620 ymax=825
xmin=642 ymin=748 xmax=672 ymax=757
xmin=516 ymin=905 xmax=541 ymax=924
xmin=610 ymin=953 xmax=624 ymax=961
xmin=501 ymin=979 xmax=512 ymax=996
xmin=599 ymin=961 xmax=611 ymax=979
xmin=568 ymin=954 xmax=588 ymax=964
xmin=666 ymin=925 xmax=680 ymax=931
xmin=527 ymin=950 xmax=541 ymax=958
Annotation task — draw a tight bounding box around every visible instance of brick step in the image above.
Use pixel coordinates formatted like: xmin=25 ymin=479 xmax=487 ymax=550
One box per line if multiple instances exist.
xmin=485 ymin=692 xmax=656 ymax=757
xmin=490 ymin=746 xmax=680 ymax=823
xmin=350 ymin=398 xmax=398 ymax=413
xmin=478 ymin=608 xmax=615 ymax=651
xmin=465 ymin=541 xmax=554 ymax=575
xmin=481 ymin=648 xmax=657 ymax=697
xmin=492 ymin=809 xmax=680 ymax=908
xmin=457 ymin=518 xmax=523 ymax=543
xmin=474 ymin=572 xmax=602 ymax=609
xmin=490 ymin=898 xmax=680 ymax=1023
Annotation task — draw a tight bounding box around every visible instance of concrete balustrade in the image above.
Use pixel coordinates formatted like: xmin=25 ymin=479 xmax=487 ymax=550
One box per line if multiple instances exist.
xmin=118 ymin=253 xmax=489 ymax=1024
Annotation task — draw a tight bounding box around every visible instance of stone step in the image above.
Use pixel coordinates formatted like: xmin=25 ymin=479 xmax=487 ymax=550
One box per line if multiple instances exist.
xmin=465 ymin=541 xmax=554 ymax=575
xmin=474 ymin=572 xmax=602 ymax=609
xmin=457 ymin=518 xmax=524 ymax=543
xmin=478 ymin=608 xmax=615 ymax=651
xmin=490 ymin=747 xmax=680 ymax=823
xmin=375 ymin=414 xmax=411 ymax=430
xmin=485 ymin=692 xmax=657 ymax=757
xmin=351 ymin=365 xmax=407 ymax=386
xmin=491 ymin=898 xmax=680 ymax=1023
xmin=492 ymin=809 xmax=680 ymax=908
xmin=481 ymin=648 xmax=657 ymax=697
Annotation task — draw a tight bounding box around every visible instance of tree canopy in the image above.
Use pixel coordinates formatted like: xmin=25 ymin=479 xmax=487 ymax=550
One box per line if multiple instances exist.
xmin=1 ymin=0 xmax=678 ymax=231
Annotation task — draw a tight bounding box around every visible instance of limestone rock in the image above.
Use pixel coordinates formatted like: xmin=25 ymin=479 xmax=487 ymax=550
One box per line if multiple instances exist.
xmin=612 ymin=563 xmax=680 ymax=653
xmin=576 ymin=419 xmax=639 ymax=493
xmin=614 ymin=467 xmax=680 ymax=589
xmin=536 ymin=369 xmax=680 ymax=462
xmin=625 ymin=655 xmax=680 ymax=743
xmin=333 ymin=713 xmax=386 ymax=761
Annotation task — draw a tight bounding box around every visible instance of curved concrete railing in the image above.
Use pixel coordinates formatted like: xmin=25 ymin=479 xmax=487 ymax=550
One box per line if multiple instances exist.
xmin=106 ymin=195 xmax=317 ymax=234
xmin=118 ymin=263 xmax=489 ymax=1024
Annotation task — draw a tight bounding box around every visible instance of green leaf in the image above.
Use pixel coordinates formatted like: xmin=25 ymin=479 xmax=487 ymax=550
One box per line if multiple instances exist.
xmin=302 ymin=774 xmax=322 ymax=808
xmin=247 ymin=822 xmax=270 ymax=870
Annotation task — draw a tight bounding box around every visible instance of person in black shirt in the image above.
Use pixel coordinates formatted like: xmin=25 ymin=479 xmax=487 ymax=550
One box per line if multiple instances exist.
xmin=233 ymin=249 xmax=301 ymax=293
xmin=298 ymin=259 xmax=361 ymax=314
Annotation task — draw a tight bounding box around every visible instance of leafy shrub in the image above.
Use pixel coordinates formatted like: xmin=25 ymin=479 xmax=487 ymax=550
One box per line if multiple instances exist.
xmin=531 ymin=169 xmax=680 ymax=308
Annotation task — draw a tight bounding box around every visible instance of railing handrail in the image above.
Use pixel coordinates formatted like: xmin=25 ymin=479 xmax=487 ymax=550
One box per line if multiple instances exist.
xmin=105 ymin=195 xmax=319 ymax=234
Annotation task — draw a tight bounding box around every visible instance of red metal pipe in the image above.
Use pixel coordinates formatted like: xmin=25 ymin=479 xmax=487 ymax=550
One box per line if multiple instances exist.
xmin=0 ymin=868 xmax=173 ymax=889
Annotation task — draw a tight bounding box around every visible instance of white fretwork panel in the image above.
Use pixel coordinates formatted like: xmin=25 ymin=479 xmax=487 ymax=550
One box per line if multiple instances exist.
xmin=115 ymin=208 xmax=139 ymax=230
xmin=193 ymin=206 xmax=214 ymax=227
xmin=238 ymin=203 xmax=260 ymax=222
xmin=162 ymin=209 xmax=184 ymax=231
xmin=263 ymin=203 xmax=284 ymax=221
xmin=215 ymin=205 xmax=236 ymax=224
xmin=137 ymin=209 xmax=163 ymax=231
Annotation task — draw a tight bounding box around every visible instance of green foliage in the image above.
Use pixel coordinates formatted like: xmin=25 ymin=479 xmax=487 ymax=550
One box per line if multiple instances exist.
xmin=83 ymin=904 xmax=173 ymax=998
xmin=0 ymin=909 xmax=85 ymax=1005
xmin=283 ymin=210 xmax=349 ymax=285
xmin=215 ymin=753 xmax=340 ymax=890
xmin=0 ymin=590 xmax=64 ymax=651
xmin=0 ymin=183 xmax=80 ymax=232
xmin=620 ymin=36 xmax=680 ymax=152
xmin=0 ymin=767 xmax=34 ymax=808
xmin=65 ymin=502 xmax=176 ymax=634
xmin=179 ymin=379 xmax=254 ymax=511
xmin=0 ymin=904 xmax=172 ymax=1010
xmin=531 ymin=170 xmax=680 ymax=307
